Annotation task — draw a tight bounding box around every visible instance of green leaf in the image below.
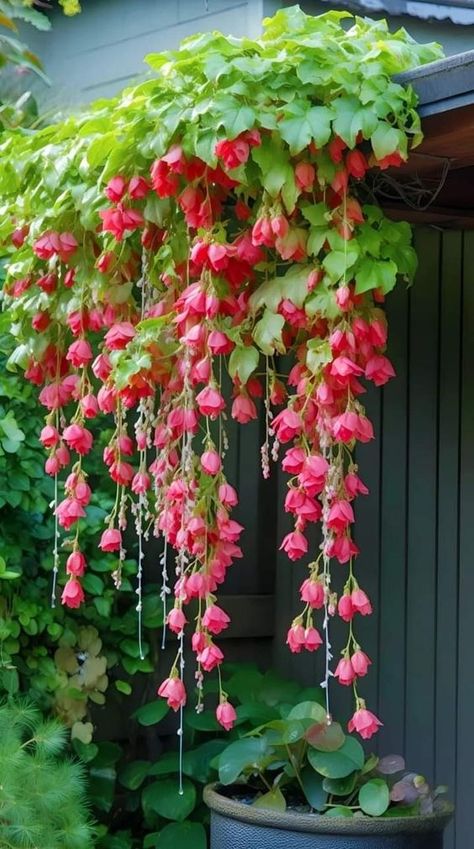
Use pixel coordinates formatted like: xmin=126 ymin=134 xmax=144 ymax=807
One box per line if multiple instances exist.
xmin=252 ymin=136 xmax=292 ymax=197
xmin=323 ymin=244 xmax=359 ymax=281
xmin=355 ymin=257 xmax=397 ymax=294
xmin=332 ymin=96 xmax=378 ymax=147
xmin=287 ymin=702 xmax=327 ymax=723
xmin=308 ymin=736 xmax=365 ymax=779
xmin=142 ymin=778 xmax=196 ymax=822
xmin=371 ymin=123 xmax=402 ymax=160
xmin=87 ymin=133 xmax=117 ymax=168
xmin=252 ymin=310 xmax=285 ymax=355
xmin=119 ymin=759 xmax=150 ymax=790
xmin=279 ymin=104 xmax=333 ymax=154
xmin=215 ymin=96 xmax=255 ymax=138
xmin=148 ymin=752 xmax=180 ymax=776
xmin=306 ymin=721 xmax=345 ymax=752
xmin=218 ymin=737 xmax=270 ymax=785
xmin=253 ymin=787 xmax=286 ymax=811
xmin=323 ymin=772 xmax=358 ymax=796
xmin=228 ymin=345 xmax=259 ymax=384
xmin=306 ymin=339 xmax=332 ymax=375
xmin=359 ymin=778 xmax=390 ymax=816
xmin=72 ymin=740 xmax=99 ymax=763
xmin=301 ymin=766 xmax=327 ymax=811
xmin=325 ymin=805 xmax=354 ymax=818
xmin=154 ymin=822 xmax=206 ymax=849
xmin=115 ymin=679 xmax=132 ymax=696
xmin=250 ymin=265 xmax=311 ymax=313
xmin=301 ymin=202 xmax=330 ymax=227
xmin=134 ymin=699 xmax=169 ymax=726
xmin=82 ymin=573 xmax=105 ymax=596
xmin=182 ymin=740 xmax=227 ymax=783
xmin=264 ymin=718 xmax=311 ymax=746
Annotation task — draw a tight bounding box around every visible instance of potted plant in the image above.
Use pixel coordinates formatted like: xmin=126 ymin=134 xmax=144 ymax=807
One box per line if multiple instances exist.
xmin=0 ymin=4 xmax=452 ymax=846
xmin=204 ymin=699 xmax=452 ymax=847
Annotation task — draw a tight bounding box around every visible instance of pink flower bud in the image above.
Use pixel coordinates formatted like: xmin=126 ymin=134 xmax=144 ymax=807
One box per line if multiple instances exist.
xmin=66 ymin=551 xmax=86 ymax=577
xmin=61 ymin=578 xmax=85 ymax=609
xmin=351 ymin=650 xmax=372 ymax=677
xmin=40 ymin=425 xmax=59 ymax=448
xmin=201 ymin=450 xmax=221 ymax=476
xmin=157 ymin=676 xmax=187 ymax=711
xmin=167 ymin=607 xmax=187 ymax=634
xmin=202 ymin=604 xmax=230 ymax=635
xmin=216 ymin=700 xmax=237 ymax=731
xmin=99 ymin=528 xmax=122 ymax=552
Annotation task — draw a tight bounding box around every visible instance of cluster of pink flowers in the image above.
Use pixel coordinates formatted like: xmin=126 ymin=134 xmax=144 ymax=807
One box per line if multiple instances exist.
xmin=7 ymin=118 xmax=403 ymax=737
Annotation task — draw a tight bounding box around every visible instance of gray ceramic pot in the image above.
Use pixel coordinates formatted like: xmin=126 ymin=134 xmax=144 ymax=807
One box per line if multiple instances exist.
xmin=204 ymin=784 xmax=453 ymax=849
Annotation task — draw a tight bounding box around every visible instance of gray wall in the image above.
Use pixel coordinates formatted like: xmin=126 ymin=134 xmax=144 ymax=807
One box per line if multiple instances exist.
xmin=274 ymin=229 xmax=474 ymax=849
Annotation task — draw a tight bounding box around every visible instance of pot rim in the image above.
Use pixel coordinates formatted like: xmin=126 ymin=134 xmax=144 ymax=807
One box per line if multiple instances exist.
xmin=204 ymin=783 xmax=454 ymax=836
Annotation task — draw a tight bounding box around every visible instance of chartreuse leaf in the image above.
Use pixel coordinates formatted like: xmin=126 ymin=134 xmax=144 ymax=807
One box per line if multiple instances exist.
xmin=279 ymin=103 xmax=333 ymax=154
xmin=250 ymin=265 xmax=311 ymax=313
xmin=252 ymin=310 xmax=286 ymax=356
xmin=228 ymin=345 xmax=259 ymax=384
xmin=325 ymin=805 xmax=354 ymax=818
xmin=252 ymin=136 xmax=292 ymax=197
xmin=253 ymin=787 xmax=286 ymax=811
xmin=359 ymin=778 xmax=390 ymax=816
xmin=371 ymin=123 xmax=404 ymax=160
xmin=332 ymin=96 xmax=378 ymax=147
xmin=308 ymin=736 xmax=364 ymax=779
xmin=355 ymin=257 xmax=397 ymax=294
xmin=306 ymin=339 xmax=332 ymax=375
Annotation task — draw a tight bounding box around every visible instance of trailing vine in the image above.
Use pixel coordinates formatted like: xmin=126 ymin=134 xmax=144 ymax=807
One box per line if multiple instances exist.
xmin=0 ymin=7 xmax=442 ymax=738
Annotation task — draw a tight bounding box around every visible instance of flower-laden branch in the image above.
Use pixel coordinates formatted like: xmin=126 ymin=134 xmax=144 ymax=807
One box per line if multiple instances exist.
xmin=0 ymin=8 xmax=442 ymax=737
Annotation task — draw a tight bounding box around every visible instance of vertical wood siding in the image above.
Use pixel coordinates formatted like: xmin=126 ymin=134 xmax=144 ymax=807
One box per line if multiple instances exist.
xmin=273 ymin=229 xmax=473 ymax=849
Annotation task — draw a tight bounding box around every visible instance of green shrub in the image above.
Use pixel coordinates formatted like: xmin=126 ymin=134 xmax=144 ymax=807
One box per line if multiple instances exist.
xmin=0 ymin=699 xmax=94 ymax=848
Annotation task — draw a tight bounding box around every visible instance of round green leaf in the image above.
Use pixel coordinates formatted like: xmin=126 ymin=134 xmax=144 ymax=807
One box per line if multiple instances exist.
xmin=301 ymin=766 xmax=327 ymax=811
xmin=359 ymin=778 xmax=390 ymax=816
xmin=155 ymin=821 xmax=206 ymax=849
xmin=308 ymin=736 xmax=364 ymax=779
xmin=218 ymin=737 xmax=269 ymax=786
xmin=252 ymin=787 xmax=286 ymax=811
xmin=323 ymin=772 xmax=357 ymax=796
xmin=119 ymin=759 xmax=150 ymax=790
xmin=134 ymin=699 xmax=169 ymax=726
xmin=142 ymin=778 xmax=196 ymax=822
xmin=306 ymin=721 xmax=345 ymax=752
xmin=287 ymin=701 xmax=327 ymax=723
xmin=325 ymin=805 xmax=354 ymax=818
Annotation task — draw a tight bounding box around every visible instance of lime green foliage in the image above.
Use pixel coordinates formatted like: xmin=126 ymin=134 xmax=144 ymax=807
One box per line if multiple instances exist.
xmin=0 ymin=9 xmax=442 ymax=346
xmin=0 ymin=698 xmax=94 ymax=848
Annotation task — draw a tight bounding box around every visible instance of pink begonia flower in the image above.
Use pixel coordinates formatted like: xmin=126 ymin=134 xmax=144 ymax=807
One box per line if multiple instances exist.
xmin=192 ymin=631 xmax=206 ymax=654
xmin=334 ymin=657 xmax=356 ymax=686
xmin=281 ymin=447 xmax=306 ymax=476
xmin=298 ymin=454 xmax=329 ymax=496
xmin=216 ymin=700 xmax=237 ymax=731
xmin=92 ymin=353 xmax=112 ymax=381
xmin=196 ymin=386 xmax=226 ymax=419
xmin=55 ymin=498 xmax=85 ymax=530
xmin=74 ymin=482 xmax=91 ymax=506
xmin=186 ymin=572 xmax=209 ymax=598
xmin=40 ymin=425 xmax=59 ymax=448
xmin=327 ymin=500 xmax=354 ymax=533
xmin=197 ymin=643 xmax=224 ymax=672
xmin=201 ymin=450 xmax=222 ymax=475
xmin=287 ymin=623 xmax=306 ymax=653
xmin=218 ymin=483 xmax=238 ymax=507
xmin=167 ymin=607 xmax=187 ymax=634
xmin=81 ymin=394 xmax=99 ymax=419
xmin=365 ymin=355 xmax=396 ymax=387
xmin=231 ymin=394 xmax=257 ymax=424
xmin=295 ymin=161 xmax=315 ymax=191
xmin=66 ymin=338 xmax=93 ymax=368
xmin=351 ymin=588 xmax=373 ymax=616
xmin=99 ymin=528 xmax=122 ymax=552
xmin=300 ymin=578 xmax=325 ymax=609
xmin=62 ymin=424 xmax=93 ymax=456
xmin=326 ymin=535 xmax=360 ymax=564
xmin=369 ymin=319 xmax=388 ymax=347
xmin=45 ymin=456 xmax=60 ymax=476
xmin=338 ymin=593 xmax=354 ymax=622
xmin=335 ymin=285 xmax=352 ymax=311
xmin=351 ymin=650 xmax=372 ymax=677
xmin=110 ymin=460 xmax=134 ymax=486
xmin=279 ymin=530 xmax=308 ymax=561
xmin=66 ymin=551 xmax=86 ymax=577
xmin=202 ymin=604 xmax=230 ymax=635
xmin=348 ymin=706 xmax=383 ymax=740
xmin=304 ymin=627 xmax=322 ymax=651
xmin=61 ymin=578 xmax=84 ymax=609
xmin=158 ymin=676 xmax=187 ymax=711
xmin=131 ymin=471 xmax=151 ymax=494
xmin=330 ymin=356 xmax=363 ymax=381
xmin=272 ymin=409 xmax=303 ymax=443
xmin=105 ymin=175 xmax=127 ymax=202
xmin=104 ymin=321 xmax=136 ymax=350
xmin=345 ymin=472 xmax=369 ymax=498
xmin=208 ymin=330 xmax=234 ymax=355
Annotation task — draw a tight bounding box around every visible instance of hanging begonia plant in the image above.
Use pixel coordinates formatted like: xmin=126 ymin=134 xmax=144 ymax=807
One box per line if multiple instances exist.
xmin=0 ymin=7 xmax=441 ymax=740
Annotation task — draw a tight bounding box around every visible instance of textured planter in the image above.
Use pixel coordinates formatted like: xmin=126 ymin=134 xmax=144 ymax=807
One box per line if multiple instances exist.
xmin=204 ymin=784 xmax=453 ymax=849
